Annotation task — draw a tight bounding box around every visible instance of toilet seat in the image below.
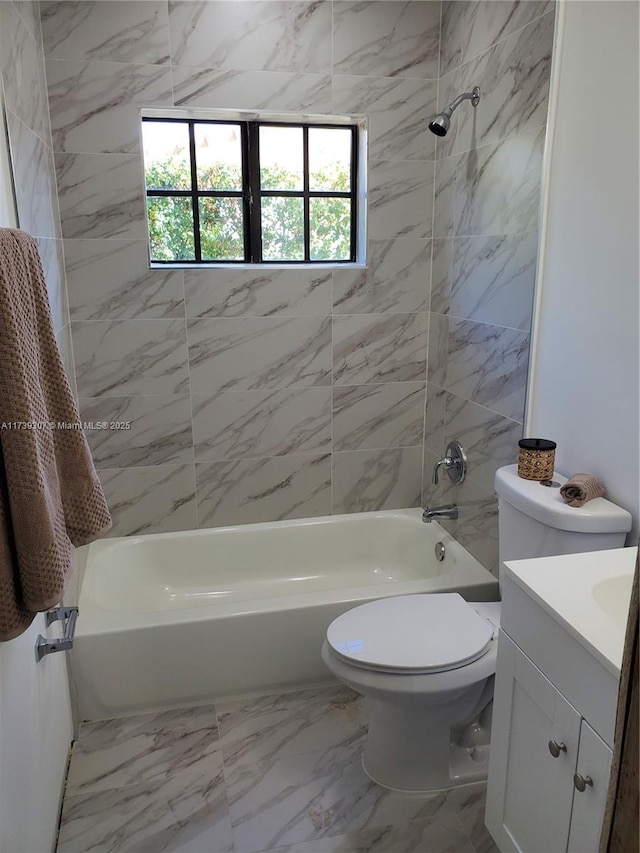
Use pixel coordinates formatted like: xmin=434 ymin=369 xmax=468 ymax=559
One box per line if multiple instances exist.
xmin=327 ymin=593 xmax=494 ymax=674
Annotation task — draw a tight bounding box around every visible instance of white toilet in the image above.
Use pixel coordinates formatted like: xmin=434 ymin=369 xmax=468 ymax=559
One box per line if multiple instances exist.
xmin=321 ymin=464 xmax=632 ymax=793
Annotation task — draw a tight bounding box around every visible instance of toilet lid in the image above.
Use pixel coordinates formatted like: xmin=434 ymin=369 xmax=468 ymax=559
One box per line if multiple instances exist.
xmin=327 ymin=594 xmax=494 ymax=674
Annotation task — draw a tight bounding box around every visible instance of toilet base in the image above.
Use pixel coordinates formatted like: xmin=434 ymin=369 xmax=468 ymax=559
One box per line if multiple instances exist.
xmin=359 ymin=688 xmax=493 ymax=793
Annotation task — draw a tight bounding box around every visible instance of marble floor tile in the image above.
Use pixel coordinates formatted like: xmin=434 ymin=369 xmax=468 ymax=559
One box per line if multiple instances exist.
xmin=66 ymin=706 xmax=219 ymax=796
xmin=58 ymin=761 xmax=232 ymax=853
xmin=217 ymin=686 xmax=367 ymax=771
xmin=267 ymin=814 xmax=476 ymax=853
xmin=225 ymin=743 xmax=452 ymax=853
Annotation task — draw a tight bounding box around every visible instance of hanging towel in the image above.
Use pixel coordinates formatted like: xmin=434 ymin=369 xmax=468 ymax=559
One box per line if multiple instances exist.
xmin=559 ymin=473 xmax=606 ymax=508
xmin=0 ymin=228 xmax=111 ymax=641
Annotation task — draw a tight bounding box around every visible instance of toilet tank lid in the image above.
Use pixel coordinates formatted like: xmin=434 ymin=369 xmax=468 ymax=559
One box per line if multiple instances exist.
xmin=494 ymin=465 xmax=632 ymax=534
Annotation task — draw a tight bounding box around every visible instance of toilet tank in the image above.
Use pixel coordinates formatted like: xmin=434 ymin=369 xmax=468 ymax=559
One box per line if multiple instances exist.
xmin=495 ymin=465 xmax=632 ymax=566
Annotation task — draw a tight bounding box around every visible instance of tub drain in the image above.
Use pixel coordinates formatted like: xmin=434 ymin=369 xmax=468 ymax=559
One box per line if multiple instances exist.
xmin=435 ymin=541 xmax=446 ymax=562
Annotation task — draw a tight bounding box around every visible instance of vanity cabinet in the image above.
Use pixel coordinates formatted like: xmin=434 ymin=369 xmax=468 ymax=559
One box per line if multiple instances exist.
xmin=485 ymin=570 xmax=618 ymax=853
xmin=486 ymin=633 xmax=612 ymax=853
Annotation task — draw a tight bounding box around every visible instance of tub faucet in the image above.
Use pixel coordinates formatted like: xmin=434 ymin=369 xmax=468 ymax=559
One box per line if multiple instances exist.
xmin=422 ymin=504 xmax=458 ymax=523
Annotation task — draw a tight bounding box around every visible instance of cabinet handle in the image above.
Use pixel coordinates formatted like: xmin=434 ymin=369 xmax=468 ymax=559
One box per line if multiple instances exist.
xmin=548 ymin=740 xmax=567 ymax=757
xmin=573 ymin=774 xmax=594 ymax=792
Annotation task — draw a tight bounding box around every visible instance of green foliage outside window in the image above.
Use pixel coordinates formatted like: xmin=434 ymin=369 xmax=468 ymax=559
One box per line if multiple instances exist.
xmin=145 ymin=159 xmax=351 ymax=263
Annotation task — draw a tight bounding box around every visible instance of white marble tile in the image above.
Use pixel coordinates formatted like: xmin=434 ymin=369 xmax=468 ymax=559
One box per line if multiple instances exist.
xmin=434 ymin=67 xmax=461 ymax=162
xmin=431 ymin=238 xmax=453 ymax=315
xmin=461 ymin=1 xmax=553 ymax=65
xmin=332 ymin=1 xmax=441 ymax=79
xmin=79 ymin=395 xmax=193 ymax=468
xmin=444 ymin=393 xmax=522 ymax=494
xmin=457 ymin=12 xmax=554 ymax=154
xmin=427 ymin=312 xmax=448 ymax=386
xmin=446 ymin=319 xmax=529 ymax=422
xmin=433 ymin=155 xmax=459 ymax=240
xmin=37 ymin=237 xmax=68 ymax=333
xmin=450 ymin=233 xmax=538 ymax=331
xmin=225 ymin=741 xmax=452 ymax=853
xmin=0 ymin=3 xmax=50 ymax=143
xmin=333 ymin=313 xmax=428 ymax=386
xmin=173 ymin=66 xmax=332 ymax=113
xmin=184 ymin=269 xmax=332 ymax=318
xmin=47 ymin=59 xmax=173 ymax=154
xmin=13 ymin=1 xmax=42 ymax=42
xmin=454 ymin=127 xmax=545 ymax=237
xmin=217 ymin=687 xmax=367 ymax=771
xmin=58 ymin=757 xmax=232 ymax=853
xmin=439 ymin=1 xmax=468 ymax=77
xmin=65 ymin=239 xmax=185 ymax=321
xmin=333 ymin=239 xmax=430 ymax=315
xmin=192 ymin=388 xmax=331 ymax=462
xmin=6 ymin=111 xmax=60 ymax=240
xmin=196 ymin=453 xmax=331 ymax=528
xmin=72 ymin=319 xmax=189 ymax=397
xmin=269 ymin=817 xmax=476 ymax=853
xmin=368 ymin=160 xmax=434 ymax=240
xmin=332 ymin=447 xmax=423 ymax=514
xmin=66 ymin=706 xmax=219 ymax=796
xmin=332 ymin=75 xmax=437 ymax=161
xmin=440 ymin=475 xmax=499 ymax=573
xmin=424 ymin=383 xmax=446 ymax=456
xmin=99 ymin=464 xmax=197 ymax=537
xmin=332 ymin=382 xmax=425 ymax=451
xmin=169 ymin=1 xmax=332 ymax=73
xmin=187 ymin=316 xmax=332 ymax=393
xmin=40 ymin=1 xmax=171 ymax=64
xmin=55 ymin=152 xmax=147 ymax=240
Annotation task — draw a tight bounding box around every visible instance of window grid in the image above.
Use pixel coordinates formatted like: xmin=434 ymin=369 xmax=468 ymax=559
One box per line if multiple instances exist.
xmin=143 ymin=117 xmax=358 ymax=265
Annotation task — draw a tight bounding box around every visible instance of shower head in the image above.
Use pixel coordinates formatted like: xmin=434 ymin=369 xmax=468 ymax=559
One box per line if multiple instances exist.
xmin=428 ymin=86 xmax=481 ymax=137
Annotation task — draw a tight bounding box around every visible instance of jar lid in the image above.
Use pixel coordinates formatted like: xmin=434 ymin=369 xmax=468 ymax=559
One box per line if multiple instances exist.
xmin=518 ymin=438 xmax=557 ymax=451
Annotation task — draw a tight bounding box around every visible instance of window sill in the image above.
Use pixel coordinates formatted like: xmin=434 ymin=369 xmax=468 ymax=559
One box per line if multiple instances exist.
xmin=149 ymin=262 xmax=368 ymax=271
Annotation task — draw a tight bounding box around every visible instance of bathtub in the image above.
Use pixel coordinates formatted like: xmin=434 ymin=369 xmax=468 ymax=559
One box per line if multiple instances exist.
xmin=71 ymin=509 xmax=499 ymax=720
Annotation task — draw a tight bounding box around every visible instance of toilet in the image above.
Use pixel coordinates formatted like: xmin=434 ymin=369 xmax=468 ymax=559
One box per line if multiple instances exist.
xmin=321 ymin=464 xmax=632 ymax=793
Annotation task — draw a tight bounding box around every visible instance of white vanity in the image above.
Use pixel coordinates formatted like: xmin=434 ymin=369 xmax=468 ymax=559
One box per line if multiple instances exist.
xmin=485 ymin=547 xmax=636 ymax=853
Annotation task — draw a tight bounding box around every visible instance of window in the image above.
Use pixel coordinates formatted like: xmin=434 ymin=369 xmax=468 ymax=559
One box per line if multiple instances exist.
xmin=142 ymin=117 xmax=359 ymax=265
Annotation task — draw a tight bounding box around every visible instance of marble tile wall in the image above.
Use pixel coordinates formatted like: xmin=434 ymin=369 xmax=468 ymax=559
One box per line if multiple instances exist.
xmin=41 ymin=0 xmax=441 ymax=536
xmin=424 ymin=1 xmax=555 ymax=572
xmin=0 ymin=1 xmax=74 ymax=384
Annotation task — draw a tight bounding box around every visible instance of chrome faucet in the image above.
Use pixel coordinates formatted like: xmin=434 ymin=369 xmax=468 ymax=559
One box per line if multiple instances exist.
xmin=422 ymin=504 xmax=459 ymax=523
xmin=432 ymin=440 xmax=467 ymax=485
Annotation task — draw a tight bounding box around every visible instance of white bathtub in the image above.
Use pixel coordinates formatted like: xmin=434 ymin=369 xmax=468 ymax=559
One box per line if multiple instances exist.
xmin=72 ymin=509 xmax=499 ymax=720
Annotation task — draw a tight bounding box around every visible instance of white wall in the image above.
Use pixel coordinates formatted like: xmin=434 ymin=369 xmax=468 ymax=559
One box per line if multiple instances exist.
xmin=527 ymin=0 xmax=640 ymax=545
xmin=0 ymin=25 xmax=74 ymax=853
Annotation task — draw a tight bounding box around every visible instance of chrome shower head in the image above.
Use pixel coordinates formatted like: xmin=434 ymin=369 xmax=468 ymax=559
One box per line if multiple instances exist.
xmin=428 ymin=86 xmax=481 ymax=137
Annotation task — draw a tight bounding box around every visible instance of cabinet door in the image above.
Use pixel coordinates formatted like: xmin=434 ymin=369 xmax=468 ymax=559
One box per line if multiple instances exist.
xmin=567 ymin=720 xmax=613 ymax=853
xmin=486 ymin=632 xmax=582 ymax=853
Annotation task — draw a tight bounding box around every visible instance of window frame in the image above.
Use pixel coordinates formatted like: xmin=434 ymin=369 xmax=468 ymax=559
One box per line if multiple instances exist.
xmin=142 ymin=116 xmax=359 ymax=266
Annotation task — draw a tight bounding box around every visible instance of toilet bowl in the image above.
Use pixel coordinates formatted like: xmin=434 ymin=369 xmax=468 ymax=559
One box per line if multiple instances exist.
xmin=322 ymin=464 xmax=632 ymax=794
xmin=321 ymin=593 xmax=501 ymax=793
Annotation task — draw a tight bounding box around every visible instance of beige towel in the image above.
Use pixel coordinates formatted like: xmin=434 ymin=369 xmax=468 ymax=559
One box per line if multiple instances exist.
xmin=0 ymin=229 xmax=111 ymax=641
xmin=560 ymin=473 xmax=606 ymax=507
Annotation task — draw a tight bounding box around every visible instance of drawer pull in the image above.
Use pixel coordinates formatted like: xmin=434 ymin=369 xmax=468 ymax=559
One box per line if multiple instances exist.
xmin=548 ymin=740 xmax=567 ymax=757
xmin=573 ymin=773 xmax=594 ymax=792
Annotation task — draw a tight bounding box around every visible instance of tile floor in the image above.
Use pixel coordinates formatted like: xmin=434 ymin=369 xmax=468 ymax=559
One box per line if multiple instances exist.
xmin=56 ymin=685 xmax=499 ymax=853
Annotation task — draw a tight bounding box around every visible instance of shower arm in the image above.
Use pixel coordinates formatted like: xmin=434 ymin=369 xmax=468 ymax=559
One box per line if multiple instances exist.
xmin=445 ymin=87 xmax=481 ymax=115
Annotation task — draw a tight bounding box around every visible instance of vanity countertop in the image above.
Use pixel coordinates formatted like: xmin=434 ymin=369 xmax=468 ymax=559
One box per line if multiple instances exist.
xmin=503 ymin=546 xmax=637 ymax=676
